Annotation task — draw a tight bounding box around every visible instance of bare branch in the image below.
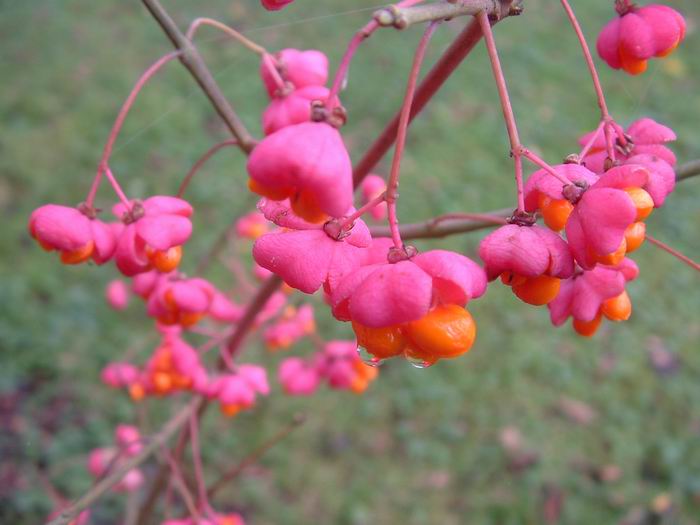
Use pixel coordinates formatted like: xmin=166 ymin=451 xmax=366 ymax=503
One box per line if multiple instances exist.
xmin=141 ymin=0 xmax=255 ymax=153
xmin=45 ymin=399 xmax=204 ymax=525
xmin=676 ymin=159 xmax=700 ymax=181
xmin=207 ymin=413 xmax=306 ymax=498
xmin=375 ymin=0 xmax=523 ymax=30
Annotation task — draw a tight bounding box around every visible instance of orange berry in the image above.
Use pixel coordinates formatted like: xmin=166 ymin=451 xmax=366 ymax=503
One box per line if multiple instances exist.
xmin=290 ymin=189 xmax=328 ymax=224
xmin=619 ymin=47 xmax=648 ymax=75
xmin=350 ymin=376 xmax=369 ymax=394
xmin=152 ymin=349 xmax=173 ymax=372
xmin=179 ymin=312 xmax=204 ymax=328
xmin=403 ymin=346 xmax=440 ymax=367
xmin=129 ymin=383 xmax=145 ymax=402
xmin=602 ymin=291 xmax=632 ymax=322
xmin=220 ymin=403 xmax=242 ymax=417
xmin=148 ymin=245 xmax=183 ymax=273
xmin=247 ymin=178 xmax=294 ymax=201
xmin=624 ymin=187 xmax=654 ymax=221
xmin=573 ymin=313 xmax=602 ymax=337
xmin=352 ymin=321 xmax=407 ymax=359
xmin=593 ymin=238 xmax=627 ymax=266
xmin=403 ymin=304 xmax=476 ymax=359
xmin=152 ymin=372 xmax=173 ymax=394
xmin=500 ymin=271 xmax=528 ymax=287
xmin=157 ymin=312 xmax=178 ymax=325
xmin=353 ymin=359 xmax=379 ymax=381
xmin=60 ymin=241 xmax=95 ymax=265
xmin=172 ymin=374 xmax=193 ymax=389
xmin=624 ymin=222 xmax=646 ymax=253
xmin=537 ymin=193 xmax=574 ymax=232
xmin=512 ymin=274 xmax=561 ymax=306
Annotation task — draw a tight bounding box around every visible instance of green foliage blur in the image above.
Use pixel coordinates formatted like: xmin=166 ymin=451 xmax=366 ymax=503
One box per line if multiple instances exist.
xmin=1 ymin=0 xmax=699 ymax=523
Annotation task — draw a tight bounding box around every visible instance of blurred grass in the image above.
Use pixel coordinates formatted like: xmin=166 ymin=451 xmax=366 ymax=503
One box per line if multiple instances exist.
xmin=1 ymin=0 xmax=699 ymax=523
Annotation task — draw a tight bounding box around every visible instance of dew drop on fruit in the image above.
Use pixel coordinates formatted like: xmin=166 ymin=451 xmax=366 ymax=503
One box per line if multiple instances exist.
xmin=356 ymin=346 xmax=384 ymax=367
xmin=405 ymin=354 xmax=433 ymax=369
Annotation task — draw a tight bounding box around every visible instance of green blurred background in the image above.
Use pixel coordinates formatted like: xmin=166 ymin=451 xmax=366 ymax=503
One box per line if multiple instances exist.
xmin=1 ymin=0 xmax=699 ymax=523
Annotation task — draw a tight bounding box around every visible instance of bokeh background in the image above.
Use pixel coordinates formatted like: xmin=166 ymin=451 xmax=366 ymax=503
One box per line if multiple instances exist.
xmin=1 ymin=0 xmax=699 ymax=523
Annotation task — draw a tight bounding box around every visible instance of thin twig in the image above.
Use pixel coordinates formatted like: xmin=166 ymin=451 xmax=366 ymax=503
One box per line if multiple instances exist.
xmin=646 ymin=235 xmax=700 ymax=273
xmin=207 ymin=414 xmax=307 ymax=498
xmin=45 ymin=398 xmax=204 ymax=525
xmin=141 ymin=0 xmax=255 ymax=153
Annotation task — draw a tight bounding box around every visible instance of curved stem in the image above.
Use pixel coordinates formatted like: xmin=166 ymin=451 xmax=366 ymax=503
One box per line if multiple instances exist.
xmin=86 ymin=51 xmax=181 ymax=208
xmin=579 ymin=121 xmax=604 ymax=159
xmin=558 ymin=0 xmax=619 ymax=161
xmin=186 ymin=18 xmax=267 ymax=55
xmin=177 ymin=139 xmax=238 ymax=198
xmin=338 ymin=191 xmax=386 ymax=230
xmin=646 ymin=235 xmax=700 ymax=273
xmin=477 ymin=11 xmax=526 ymax=212
xmin=261 ymin=52 xmax=287 ymax=93
xmin=103 ymin=167 xmax=132 ymax=208
xmin=519 ymin=147 xmax=572 ymax=186
xmin=185 ymin=18 xmax=286 ymax=93
xmin=325 ymin=0 xmax=425 ymax=109
xmin=386 ymin=22 xmax=439 ymax=249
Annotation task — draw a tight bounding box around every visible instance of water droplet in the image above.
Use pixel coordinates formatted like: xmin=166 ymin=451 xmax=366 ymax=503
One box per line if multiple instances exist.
xmin=404 ymin=352 xmax=435 ymax=369
xmin=356 ymin=346 xmax=383 ymax=367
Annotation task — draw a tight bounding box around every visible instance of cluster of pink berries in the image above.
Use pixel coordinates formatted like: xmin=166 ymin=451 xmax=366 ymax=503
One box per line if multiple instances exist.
xmin=597 ymin=1 xmax=686 ymax=75
xmin=102 ymin=325 xmax=270 ymax=416
xmin=33 ymin=0 xmax=693 ymax=523
xmin=87 ymin=425 xmax=144 ymax=492
xmin=279 ymin=340 xmax=379 ymax=395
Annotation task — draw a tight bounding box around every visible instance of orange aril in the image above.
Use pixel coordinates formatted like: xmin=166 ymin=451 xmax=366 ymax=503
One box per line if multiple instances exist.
xmin=220 ymin=403 xmax=242 ymax=417
xmin=152 ymin=371 xmax=173 ymax=394
xmin=152 ymin=348 xmax=173 ymax=371
xmin=129 ymin=383 xmax=145 ymax=402
xmin=593 ymin=237 xmax=627 ymax=266
xmin=512 ymin=274 xmax=561 ymax=306
xmin=573 ymin=313 xmax=602 ymax=337
xmin=500 ymin=271 xmax=528 ymax=287
xmin=179 ymin=312 xmax=204 ymax=328
xmin=290 ymin=189 xmax=328 ymax=224
xmin=623 ymin=187 xmax=654 ymax=221
xmin=353 ymin=359 xmax=379 ymax=381
xmin=602 ymin=291 xmax=632 ymax=321
xmin=538 ymin=193 xmax=574 ymax=232
xmin=403 ymin=304 xmax=476 ymax=359
xmin=352 ymin=322 xmax=407 ymax=359
xmin=247 ymin=178 xmax=294 ymax=201
xmin=619 ymin=47 xmax=648 ymax=75
xmin=60 ymin=241 xmax=95 ymax=265
xmin=148 ymin=245 xmax=182 ymax=273
xmin=624 ymin=222 xmax=646 ymax=253
xmin=350 ymin=376 xmax=370 ymax=394
xmin=172 ymin=374 xmax=193 ymax=389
